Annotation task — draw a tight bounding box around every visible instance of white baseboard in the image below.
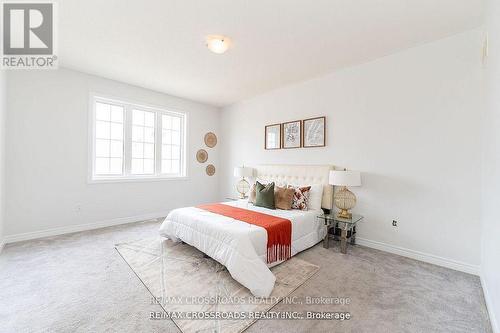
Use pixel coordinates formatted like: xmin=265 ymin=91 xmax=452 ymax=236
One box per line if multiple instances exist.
xmin=356 ymin=237 xmax=480 ymax=276
xmin=0 ymin=238 xmax=5 ymax=255
xmin=481 ymin=274 xmax=499 ymax=333
xmin=3 ymin=211 xmax=170 ymax=244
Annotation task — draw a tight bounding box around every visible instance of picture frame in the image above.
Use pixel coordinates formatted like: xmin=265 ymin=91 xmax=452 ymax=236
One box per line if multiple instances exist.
xmin=264 ymin=123 xmax=281 ymax=150
xmin=303 ymin=116 xmax=326 ymax=148
xmin=282 ymin=120 xmax=302 ymax=149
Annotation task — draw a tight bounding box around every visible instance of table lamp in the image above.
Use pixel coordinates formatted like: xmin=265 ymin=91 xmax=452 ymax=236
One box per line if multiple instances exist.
xmin=329 ymin=170 xmax=362 ymax=219
xmin=234 ymin=166 xmax=253 ymax=198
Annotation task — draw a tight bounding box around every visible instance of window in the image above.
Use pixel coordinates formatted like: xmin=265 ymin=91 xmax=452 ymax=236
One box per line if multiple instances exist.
xmin=131 ymin=110 xmax=155 ymax=175
xmin=94 ymin=102 xmax=124 ymax=175
xmin=90 ymin=96 xmax=186 ymax=181
xmin=161 ymin=114 xmax=181 ymax=174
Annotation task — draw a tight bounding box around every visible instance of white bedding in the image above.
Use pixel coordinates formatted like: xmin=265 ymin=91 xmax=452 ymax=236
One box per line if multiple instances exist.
xmin=158 ymin=200 xmax=326 ymax=297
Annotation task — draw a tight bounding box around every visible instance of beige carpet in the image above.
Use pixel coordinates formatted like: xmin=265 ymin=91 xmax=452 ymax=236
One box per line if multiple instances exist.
xmin=0 ymin=220 xmax=492 ymax=332
xmin=115 ymin=237 xmax=319 ymax=333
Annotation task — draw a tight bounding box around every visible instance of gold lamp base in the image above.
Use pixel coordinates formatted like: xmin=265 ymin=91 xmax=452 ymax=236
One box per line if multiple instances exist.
xmin=334 ymin=186 xmax=356 ymax=220
xmin=337 ymin=209 xmax=352 ymax=219
xmin=236 ymin=178 xmax=250 ymax=199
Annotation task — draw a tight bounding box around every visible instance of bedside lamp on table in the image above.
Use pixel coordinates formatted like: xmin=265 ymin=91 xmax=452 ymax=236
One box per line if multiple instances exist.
xmin=329 ymin=170 xmax=362 ymax=219
xmin=234 ymin=166 xmax=253 ymax=199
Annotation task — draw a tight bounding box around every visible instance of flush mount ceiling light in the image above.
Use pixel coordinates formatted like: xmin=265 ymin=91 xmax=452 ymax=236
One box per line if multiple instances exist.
xmin=206 ymin=35 xmax=231 ymax=54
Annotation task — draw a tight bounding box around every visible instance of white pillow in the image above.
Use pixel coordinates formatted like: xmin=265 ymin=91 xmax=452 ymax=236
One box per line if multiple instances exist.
xmin=306 ymin=184 xmax=323 ymax=211
xmin=288 ymin=183 xmax=323 ymax=211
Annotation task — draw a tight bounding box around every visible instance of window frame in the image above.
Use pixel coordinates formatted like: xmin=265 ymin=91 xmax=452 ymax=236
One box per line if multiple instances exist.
xmin=88 ymin=94 xmax=188 ymax=183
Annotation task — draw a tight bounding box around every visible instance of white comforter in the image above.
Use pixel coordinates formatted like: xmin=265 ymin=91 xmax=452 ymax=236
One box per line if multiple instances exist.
xmin=158 ymin=200 xmax=325 ymax=297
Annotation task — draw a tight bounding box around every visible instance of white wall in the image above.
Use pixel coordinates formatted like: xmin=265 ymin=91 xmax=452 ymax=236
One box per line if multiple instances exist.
xmin=4 ymin=68 xmax=220 ymax=238
xmin=481 ymin=0 xmax=500 ymax=331
xmin=0 ymin=70 xmax=6 ymax=247
xmin=220 ymin=29 xmax=483 ymax=273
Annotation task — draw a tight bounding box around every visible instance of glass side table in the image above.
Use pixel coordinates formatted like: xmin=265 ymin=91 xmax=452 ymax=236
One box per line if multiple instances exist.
xmin=318 ymin=213 xmax=364 ymax=254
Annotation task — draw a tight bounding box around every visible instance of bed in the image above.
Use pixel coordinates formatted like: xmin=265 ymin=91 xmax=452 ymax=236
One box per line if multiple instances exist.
xmin=159 ymin=164 xmax=334 ymax=297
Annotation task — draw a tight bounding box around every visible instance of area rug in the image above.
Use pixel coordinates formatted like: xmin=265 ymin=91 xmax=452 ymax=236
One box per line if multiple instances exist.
xmin=115 ymin=237 xmax=319 ymax=333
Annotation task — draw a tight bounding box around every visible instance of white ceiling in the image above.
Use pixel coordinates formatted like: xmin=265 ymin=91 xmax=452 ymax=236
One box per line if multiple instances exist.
xmin=59 ymin=0 xmax=483 ymax=107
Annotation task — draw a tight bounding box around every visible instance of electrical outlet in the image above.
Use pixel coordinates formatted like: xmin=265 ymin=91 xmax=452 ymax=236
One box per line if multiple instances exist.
xmin=75 ymin=205 xmax=82 ymax=213
xmin=392 ymin=220 xmax=398 ymax=227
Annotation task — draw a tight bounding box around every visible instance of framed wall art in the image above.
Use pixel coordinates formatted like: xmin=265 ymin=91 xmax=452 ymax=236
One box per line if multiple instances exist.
xmin=303 ymin=116 xmax=326 ymax=148
xmin=265 ymin=124 xmax=281 ymax=150
xmin=282 ymin=120 xmax=302 ymax=149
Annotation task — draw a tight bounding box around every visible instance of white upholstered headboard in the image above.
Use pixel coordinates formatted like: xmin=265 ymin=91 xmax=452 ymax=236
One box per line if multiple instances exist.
xmin=251 ymin=164 xmax=334 ymax=210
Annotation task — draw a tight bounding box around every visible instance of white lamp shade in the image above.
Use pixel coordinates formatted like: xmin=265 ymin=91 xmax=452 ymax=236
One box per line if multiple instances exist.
xmin=329 ymin=170 xmax=361 ymax=187
xmin=234 ymin=167 xmax=253 ymax=178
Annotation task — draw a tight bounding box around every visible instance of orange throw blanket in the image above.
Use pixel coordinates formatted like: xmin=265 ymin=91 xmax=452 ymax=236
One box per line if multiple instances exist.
xmin=197 ymin=203 xmax=292 ymax=264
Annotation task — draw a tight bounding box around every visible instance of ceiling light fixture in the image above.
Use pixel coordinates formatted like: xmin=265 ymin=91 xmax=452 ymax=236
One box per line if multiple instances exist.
xmin=206 ymin=35 xmax=231 ymax=54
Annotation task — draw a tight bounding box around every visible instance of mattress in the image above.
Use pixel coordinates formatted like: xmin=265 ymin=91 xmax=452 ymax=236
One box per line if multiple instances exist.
xmin=158 ymin=200 xmax=326 ymax=297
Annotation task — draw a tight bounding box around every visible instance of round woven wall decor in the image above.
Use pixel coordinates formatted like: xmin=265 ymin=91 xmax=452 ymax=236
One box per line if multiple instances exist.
xmin=204 ymin=132 xmax=217 ymax=148
xmin=196 ymin=149 xmax=208 ymax=163
xmin=206 ymin=164 xmax=216 ymax=176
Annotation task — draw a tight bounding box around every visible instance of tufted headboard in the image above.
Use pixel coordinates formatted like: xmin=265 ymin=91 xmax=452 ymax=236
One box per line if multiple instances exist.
xmin=251 ymin=164 xmax=334 ymax=210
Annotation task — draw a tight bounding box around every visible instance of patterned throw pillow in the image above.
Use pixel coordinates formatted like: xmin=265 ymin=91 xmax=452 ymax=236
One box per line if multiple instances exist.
xmin=288 ymin=185 xmax=311 ymax=210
